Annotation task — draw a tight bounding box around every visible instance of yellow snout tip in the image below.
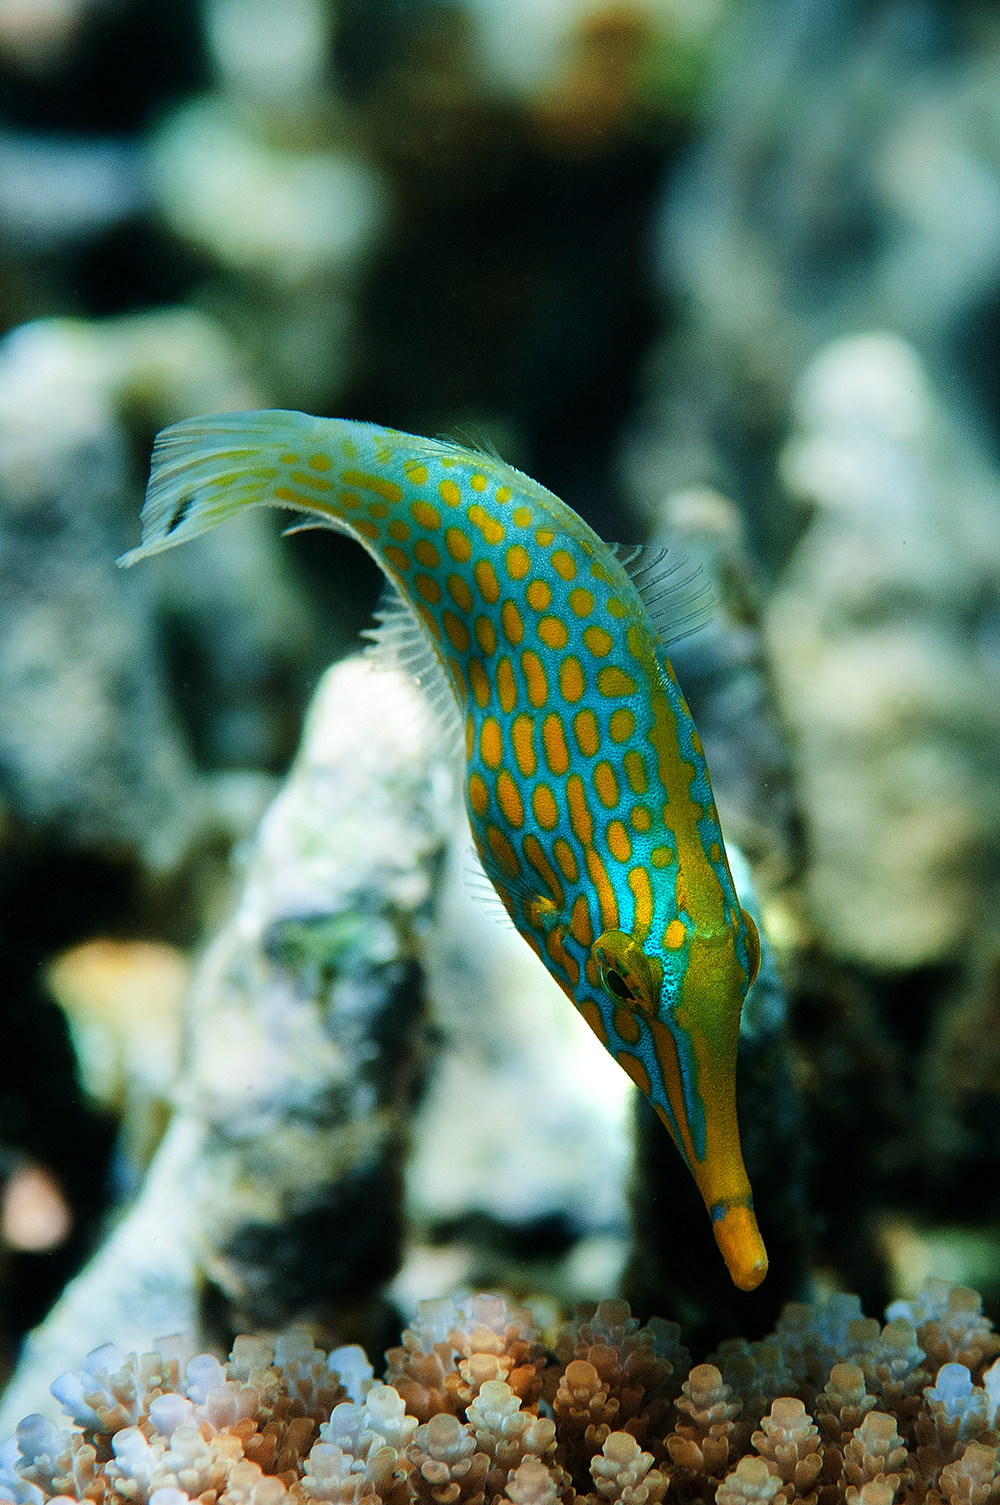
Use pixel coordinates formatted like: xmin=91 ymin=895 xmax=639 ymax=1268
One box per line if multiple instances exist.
xmin=713 ymin=1205 xmax=769 ymax=1291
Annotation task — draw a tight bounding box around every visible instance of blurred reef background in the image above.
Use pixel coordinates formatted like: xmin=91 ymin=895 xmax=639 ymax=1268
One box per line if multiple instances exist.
xmin=3 ymin=0 xmax=1000 ymax=1434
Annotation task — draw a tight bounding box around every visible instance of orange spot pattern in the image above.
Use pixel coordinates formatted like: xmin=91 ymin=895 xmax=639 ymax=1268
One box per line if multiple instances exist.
xmin=580 ymin=999 xmax=607 ymax=1045
xmin=445 ymin=528 xmax=472 ymax=562
xmin=511 ymin=715 xmax=536 ymax=776
xmin=559 ymin=656 xmax=585 ymax=703
xmin=468 ymin=773 xmax=489 ymax=816
xmin=553 ymin=839 xmax=579 ymax=883
xmin=541 ymin=714 xmax=569 ymax=775
xmin=474 ymin=559 xmax=500 ymax=603
xmin=665 ymin=919 xmax=686 ymax=949
xmin=538 ymin=616 xmax=569 ymax=649
xmin=607 ymin=820 xmax=631 ymax=863
xmin=609 ymin=708 xmax=635 ymax=743
xmin=524 ymin=837 xmax=564 ymax=907
xmin=593 ymin=761 xmax=619 ymax=809
xmin=570 ymin=894 xmax=594 ymax=948
xmin=468 ymin=659 xmax=490 ymax=708
xmin=292 ymin=470 xmax=333 ymax=491
xmin=414 ymin=573 xmax=441 ymax=604
xmin=573 ymin=709 xmax=599 ymax=758
xmin=468 ymin=504 xmax=504 ymax=545
xmin=480 ymin=718 xmax=503 ymax=769
xmin=341 ymin=469 xmax=402 ymax=503
xmin=475 ymin=616 xmax=497 ymax=656
xmin=496 ymin=657 xmax=517 ymax=713
xmin=496 ymin=770 xmax=525 ymax=828
xmin=267 ymin=423 xmax=754 ymax=1269
xmin=598 ymin=666 xmax=638 ymax=697
xmin=411 ymin=500 xmax=441 ymax=530
xmin=532 ymin=784 xmax=559 ymax=831
xmin=618 ymin=1051 xmax=652 ymax=1098
xmin=583 ymin=625 xmax=613 ymax=657
xmin=501 ymin=601 xmax=525 ymax=644
xmin=615 ymin=1008 xmax=641 ymax=1045
xmin=447 ymin=573 xmax=474 ymax=612
xmin=521 ymin=651 xmax=548 ymax=708
xmin=443 ymin=611 xmax=470 ymax=652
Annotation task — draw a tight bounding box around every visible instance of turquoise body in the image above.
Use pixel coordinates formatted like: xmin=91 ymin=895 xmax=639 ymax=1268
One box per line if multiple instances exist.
xmin=121 ymin=408 xmax=767 ymax=1289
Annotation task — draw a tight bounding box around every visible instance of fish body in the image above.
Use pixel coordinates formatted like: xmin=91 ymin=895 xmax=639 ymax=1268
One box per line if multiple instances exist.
xmin=121 ymin=409 xmax=767 ymax=1291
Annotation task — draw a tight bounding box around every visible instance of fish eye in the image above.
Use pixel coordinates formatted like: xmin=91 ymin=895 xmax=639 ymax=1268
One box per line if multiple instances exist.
xmin=604 ymin=969 xmax=634 ymax=1002
xmin=741 ymin=909 xmax=761 ymax=987
xmin=591 ymin=929 xmax=662 ymax=1015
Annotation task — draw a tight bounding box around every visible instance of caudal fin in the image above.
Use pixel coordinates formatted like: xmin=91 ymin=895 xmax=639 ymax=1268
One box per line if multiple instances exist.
xmin=117 ymin=408 xmax=324 ymax=566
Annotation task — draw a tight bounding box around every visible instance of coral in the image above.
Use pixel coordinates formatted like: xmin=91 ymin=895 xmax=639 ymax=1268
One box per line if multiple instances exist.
xmin=550 ymin=1301 xmax=688 ymax=1482
xmin=886 ymin=1288 xmax=1000 ymax=1382
xmin=385 ymin=1296 xmax=546 ymax=1424
xmin=841 ymin=1412 xmax=909 ymax=1494
xmin=4 ymin=1280 xmax=1000 ymax=1505
xmin=717 ymin=1455 xmax=785 ymax=1505
xmin=586 ymin=1432 xmax=667 ymax=1505
xmin=666 ymin=1362 xmax=743 ymax=1495
xmin=751 ymin=1398 xmax=822 ymax=1502
xmin=465 ymin=1381 xmax=558 ymax=1502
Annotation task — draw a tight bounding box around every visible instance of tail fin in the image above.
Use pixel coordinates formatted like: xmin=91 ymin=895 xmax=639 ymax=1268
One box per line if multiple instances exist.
xmin=117 ymin=409 xmax=324 ymax=566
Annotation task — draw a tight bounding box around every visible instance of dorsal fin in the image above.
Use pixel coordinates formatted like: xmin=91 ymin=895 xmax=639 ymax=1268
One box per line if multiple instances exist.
xmin=362 ymin=579 xmax=464 ymax=758
xmin=439 ymin=426 xmax=505 ymax=462
xmin=608 ymin=542 xmax=715 ymax=646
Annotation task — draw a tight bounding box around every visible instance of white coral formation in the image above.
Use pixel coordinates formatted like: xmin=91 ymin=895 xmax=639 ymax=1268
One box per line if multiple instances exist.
xmin=465 ymin=1380 xmax=556 ymax=1498
xmin=8 ymin=1326 xmax=394 ymax=1505
xmin=886 ymin=1285 xmax=1000 ymax=1374
xmin=716 ymin=1456 xmax=785 ymax=1505
xmin=938 ymin=1441 xmax=1000 ymax=1505
xmin=841 ymin=1412 xmax=908 ymax=1488
xmin=502 ymin=1458 xmax=558 ymax=1505
xmin=3 ymin=1281 xmax=1000 ymax=1505
xmin=587 ymin=1432 xmax=666 ymax=1505
xmin=406 ymin=1413 xmax=488 ymax=1505
xmin=386 ymin=1294 xmax=546 ymax=1422
xmin=751 ymin=1397 xmax=822 ymax=1495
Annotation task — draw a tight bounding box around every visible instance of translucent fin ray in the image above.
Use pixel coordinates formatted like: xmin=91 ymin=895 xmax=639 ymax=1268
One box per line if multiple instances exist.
xmin=461 ymin=844 xmax=518 ymax=928
xmin=117 ymin=409 xmax=337 ymax=566
xmin=363 ymin=580 xmax=463 ymax=758
xmin=609 ymin=542 xmax=715 ymax=645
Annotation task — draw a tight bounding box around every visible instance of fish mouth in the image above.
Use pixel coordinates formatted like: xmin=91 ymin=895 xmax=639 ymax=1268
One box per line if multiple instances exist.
xmin=711 ymin=1202 xmax=768 ymax=1292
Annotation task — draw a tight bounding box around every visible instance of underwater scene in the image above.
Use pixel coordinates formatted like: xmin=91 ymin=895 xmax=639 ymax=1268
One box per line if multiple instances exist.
xmin=3 ymin=1 xmax=1000 ymax=1503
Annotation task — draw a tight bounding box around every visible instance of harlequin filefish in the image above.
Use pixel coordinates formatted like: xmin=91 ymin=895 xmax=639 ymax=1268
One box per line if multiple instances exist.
xmin=120 ymin=409 xmax=767 ymax=1291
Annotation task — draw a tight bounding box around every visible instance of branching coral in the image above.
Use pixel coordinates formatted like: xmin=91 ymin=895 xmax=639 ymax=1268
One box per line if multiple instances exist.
xmin=3 ymin=1281 xmax=1000 ymax=1505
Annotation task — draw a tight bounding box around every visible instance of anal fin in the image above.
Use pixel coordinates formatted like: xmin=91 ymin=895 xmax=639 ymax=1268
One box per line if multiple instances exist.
xmin=362 ymin=579 xmax=464 ymax=759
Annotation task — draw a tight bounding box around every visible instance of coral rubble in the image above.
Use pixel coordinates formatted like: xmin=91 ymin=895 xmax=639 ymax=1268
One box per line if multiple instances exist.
xmin=3 ymin=1282 xmax=1000 ymax=1505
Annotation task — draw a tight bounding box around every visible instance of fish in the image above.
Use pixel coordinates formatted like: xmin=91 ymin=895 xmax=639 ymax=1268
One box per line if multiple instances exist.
xmin=120 ymin=408 xmax=767 ymax=1291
